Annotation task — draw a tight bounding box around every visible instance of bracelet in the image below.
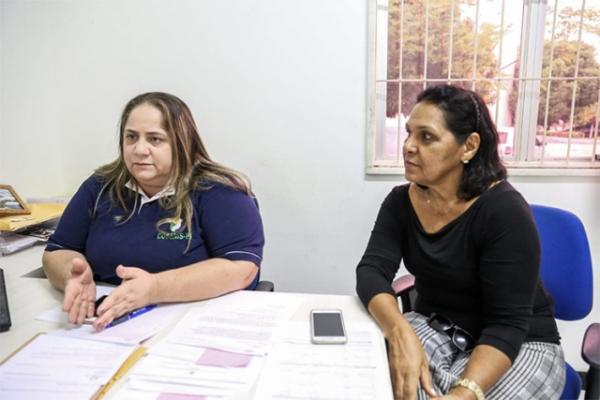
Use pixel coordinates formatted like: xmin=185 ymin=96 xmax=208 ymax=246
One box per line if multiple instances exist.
xmin=452 ymin=378 xmax=485 ymax=400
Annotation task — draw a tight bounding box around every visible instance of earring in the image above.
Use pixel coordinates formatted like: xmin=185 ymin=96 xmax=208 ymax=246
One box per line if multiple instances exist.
xmin=462 ymin=159 xmax=469 ymax=164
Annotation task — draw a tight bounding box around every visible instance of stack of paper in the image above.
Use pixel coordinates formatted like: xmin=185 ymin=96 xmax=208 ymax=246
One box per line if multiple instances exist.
xmin=254 ymin=321 xmax=393 ymax=400
xmin=164 ymin=292 xmax=302 ymax=355
xmin=111 ymin=291 xmax=303 ymax=399
xmin=0 ymin=232 xmax=39 ymax=255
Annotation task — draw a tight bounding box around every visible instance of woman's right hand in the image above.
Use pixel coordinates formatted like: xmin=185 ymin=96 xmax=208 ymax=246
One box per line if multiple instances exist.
xmin=386 ymin=323 xmax=437 ymax=400
xmin=62 ymin=257 xmax=96 ymax=324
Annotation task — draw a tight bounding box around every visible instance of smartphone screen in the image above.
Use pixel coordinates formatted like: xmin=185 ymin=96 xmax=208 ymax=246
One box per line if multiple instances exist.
xmin=313 ymin=313 xmax=344 ymax=336
xmin=310 ymin=309 xmax=347 ymax=344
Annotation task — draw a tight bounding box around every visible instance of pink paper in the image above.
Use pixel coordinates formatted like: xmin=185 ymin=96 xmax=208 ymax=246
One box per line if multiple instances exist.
xmin=156 ymin=394 xmax=206 ymax=400
xmin=195 ymin=347 xmax=253 ymax=368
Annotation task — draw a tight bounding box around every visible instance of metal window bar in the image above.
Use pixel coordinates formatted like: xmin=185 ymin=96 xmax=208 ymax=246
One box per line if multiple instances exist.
xmin=396 ymin=0 xmax=406 ymax=165
xmin=514 ymin=0 xmax=546 ymax=162
xmin=592 ymin=85 xmax=600 ymax=163
xmin=565 ymin=0 xmax=587 ymax=164
xmin=447 ymin=0 xmax=455 ymax=83
xmin=494 ymin=0 xmax=507 ymax=132
xmin=471 ymin=0 xmax=480 ymax=91
xmin=424 ymin=0 xmax=430 ymax=90
xmin=540 ymin=0 xmax=560 ymax=163
xmin=371 ymin=0 xmax=390 ymax=166
xmin=513 ymin=1 xmax=530 ymax=162
xmin=367 ymin=0 xmax=389 ymax=166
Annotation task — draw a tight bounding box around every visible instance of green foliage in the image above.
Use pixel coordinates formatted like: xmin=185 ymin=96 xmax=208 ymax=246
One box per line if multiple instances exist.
xmin=538 ymin=40 xmax=600 ymax=129
xmin=556 ymin=7 xmax=600 ymax=40
xmin=507 ymin=5 xmax=599 ymax=134
xmin=385 ymin=0 xmax=500 ymax=117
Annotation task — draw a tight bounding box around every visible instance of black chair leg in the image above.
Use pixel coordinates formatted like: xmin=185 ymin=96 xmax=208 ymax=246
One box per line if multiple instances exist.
xmin=255 ymin=280 xmax=274 ymax=292
xmin=585 ymin=367 xmax=600 ymax=400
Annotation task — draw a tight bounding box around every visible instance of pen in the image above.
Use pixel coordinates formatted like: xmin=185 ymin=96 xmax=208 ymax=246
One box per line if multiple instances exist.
xmin=106 ymin=304 xmax=157 ymax=328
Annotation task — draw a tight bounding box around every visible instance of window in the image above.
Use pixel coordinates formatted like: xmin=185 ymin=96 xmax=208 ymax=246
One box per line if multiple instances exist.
xmin=367 ymin=0 xmax=600 ymax=175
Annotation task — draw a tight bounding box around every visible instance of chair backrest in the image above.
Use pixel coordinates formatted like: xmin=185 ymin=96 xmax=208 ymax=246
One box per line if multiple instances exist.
xmin=530 ymin=204 xmax=593 ymax=321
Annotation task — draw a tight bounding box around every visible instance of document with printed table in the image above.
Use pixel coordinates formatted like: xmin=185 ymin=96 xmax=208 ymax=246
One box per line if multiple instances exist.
xmin=0 ymin=334 xmax=138 ymax=400
xmin=109 ymin=290 xmax=303 ymax=399
xmin=0 ymin=286 xmax=187 ymax=399
xmin=254 ymin=320 xmax=394 ymax=400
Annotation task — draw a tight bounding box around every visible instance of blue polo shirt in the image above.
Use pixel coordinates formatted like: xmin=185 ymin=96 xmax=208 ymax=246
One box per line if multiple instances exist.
xmin=46 ymin=176 xmax=265 ymax=289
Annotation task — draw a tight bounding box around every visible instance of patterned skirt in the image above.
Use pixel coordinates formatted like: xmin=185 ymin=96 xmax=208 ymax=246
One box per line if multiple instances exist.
xmin=405 ymin=312 xmax=566 ymax=400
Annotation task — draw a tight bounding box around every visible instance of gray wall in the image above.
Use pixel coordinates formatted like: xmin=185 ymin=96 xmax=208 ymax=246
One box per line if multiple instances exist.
xmin=1 ymin=0 xmax=598 ymax=371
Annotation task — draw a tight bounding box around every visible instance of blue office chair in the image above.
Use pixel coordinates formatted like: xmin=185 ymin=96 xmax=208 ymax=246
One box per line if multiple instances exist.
xmin=530 ymin=204 xmax=598 ymax=400
xmin=392 ymin=204 xmax=599 ymax=399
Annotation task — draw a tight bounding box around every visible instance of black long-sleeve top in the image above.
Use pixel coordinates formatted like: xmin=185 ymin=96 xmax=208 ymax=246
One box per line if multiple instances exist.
xmin=356 ymin=181 xmax=560 ymax=362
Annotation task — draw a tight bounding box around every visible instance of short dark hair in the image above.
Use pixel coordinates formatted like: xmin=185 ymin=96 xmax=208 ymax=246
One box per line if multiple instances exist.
xmin=416 ymin=85 xmax=507 ymax=199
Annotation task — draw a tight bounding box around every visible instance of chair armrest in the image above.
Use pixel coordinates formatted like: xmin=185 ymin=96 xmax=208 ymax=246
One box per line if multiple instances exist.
xmin=255 ymin=280 xmax=274 ymax=292
xmin=392 ymin=274 xmax=415 ymax=295
xmin=391 ymin=274 xmax=416 ymax=313
xmin=582 ymin=322 xmax=600 ymax=368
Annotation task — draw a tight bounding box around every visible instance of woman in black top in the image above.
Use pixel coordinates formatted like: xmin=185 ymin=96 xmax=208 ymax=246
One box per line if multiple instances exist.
xmin=356 ymin=85 xmax=564 ymax=400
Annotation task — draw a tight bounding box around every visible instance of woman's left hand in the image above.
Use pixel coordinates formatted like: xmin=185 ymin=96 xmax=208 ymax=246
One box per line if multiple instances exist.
xmin=93 ymin=265 xmax=158 ymax=331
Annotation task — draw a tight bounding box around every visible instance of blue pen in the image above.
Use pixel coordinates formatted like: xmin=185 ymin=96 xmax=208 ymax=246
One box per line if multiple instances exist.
xmin=106 ymin=304 xmax=157 ymax=328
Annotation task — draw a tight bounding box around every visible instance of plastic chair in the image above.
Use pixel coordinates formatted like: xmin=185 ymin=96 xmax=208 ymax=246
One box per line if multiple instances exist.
xmin=255 ymin=280 xmax=274 ymax=292
xmin=392 ymin=204 xmax=599 ymax=399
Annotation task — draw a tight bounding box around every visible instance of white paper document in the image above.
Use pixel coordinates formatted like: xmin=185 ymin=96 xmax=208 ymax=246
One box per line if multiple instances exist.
xmin=109 ymin=291 xmax=303 ymax=400
xmin=254 ymin=320 xmax=394 ymax=400
xmin=111 ymin=385 xmax=250 ymax=400
xmin=35 ymin=285 xmax=114 ymax=323
xmin=48 ymin=303 xmax=186 ymax=345
xmin=36 ymin=285 xmax=186 ymax=345
xmin=111 ymin=342 xmax=265 ymax=399
xmin=165 ymin=290 xmax=303 ymax=355
xmin=0 ymin=334 xmax=136 ymax=400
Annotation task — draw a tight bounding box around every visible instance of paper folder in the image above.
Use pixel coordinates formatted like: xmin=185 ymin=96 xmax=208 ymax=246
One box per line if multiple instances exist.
xmin=92 ymin=346 xmax=147 ymax=399
xmin=0 ymin=333 xmax=144 ymax=400
xmin=0 ymin=203 xmax=66 ymax=231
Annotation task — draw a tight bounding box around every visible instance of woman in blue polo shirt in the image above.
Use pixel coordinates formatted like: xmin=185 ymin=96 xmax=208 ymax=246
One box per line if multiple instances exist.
xmin=42 ymin=92 xmax=264 ymax=331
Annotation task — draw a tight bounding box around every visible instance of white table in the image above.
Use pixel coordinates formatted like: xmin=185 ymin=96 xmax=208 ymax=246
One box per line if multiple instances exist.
xmin=0 ymin=246 xmax=64 ymax=360
xmin=0 ymin=246 xmax=393 ymax=399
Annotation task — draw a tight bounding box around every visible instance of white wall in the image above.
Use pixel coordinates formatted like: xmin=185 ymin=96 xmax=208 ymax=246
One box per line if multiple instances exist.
xmin=1 ymin=0 xmax=598 ymax=371
xmin=0 ymin=3 xmax=4 ymax=175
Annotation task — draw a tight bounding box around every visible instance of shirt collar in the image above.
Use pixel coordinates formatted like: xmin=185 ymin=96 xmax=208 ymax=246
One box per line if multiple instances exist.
xmin=125 ymin=181 xmax=175 ymax=206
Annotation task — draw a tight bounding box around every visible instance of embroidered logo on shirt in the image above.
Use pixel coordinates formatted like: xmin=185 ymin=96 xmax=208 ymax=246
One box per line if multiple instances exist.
xmin=156 ymin=218 xmax=190 ymax=240
xmin=157 ymin=232 xmax=191 ymax=240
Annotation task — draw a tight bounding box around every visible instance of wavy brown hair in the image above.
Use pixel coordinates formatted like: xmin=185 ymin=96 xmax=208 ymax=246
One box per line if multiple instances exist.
xmin=94 ymin=92 xmax=252 ymax=247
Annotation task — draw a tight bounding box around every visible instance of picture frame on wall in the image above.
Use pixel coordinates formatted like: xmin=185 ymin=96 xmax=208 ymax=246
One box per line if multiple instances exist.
xmin=0 ymin=185 xmax=31 ymax=215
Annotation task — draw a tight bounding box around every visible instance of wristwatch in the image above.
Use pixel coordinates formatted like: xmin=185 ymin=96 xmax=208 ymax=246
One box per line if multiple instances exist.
xmin=452 ymin=378 xmax=485 ymax=400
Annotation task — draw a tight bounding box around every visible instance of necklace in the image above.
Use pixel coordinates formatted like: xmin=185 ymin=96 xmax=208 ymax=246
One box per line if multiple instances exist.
xmin=415 ymin=184 xmax=432 ymax=204
xmin=417 ymin=185 xmax=433 ymax=205
xmin=416 ymin=185 xmax=462 ymax=216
